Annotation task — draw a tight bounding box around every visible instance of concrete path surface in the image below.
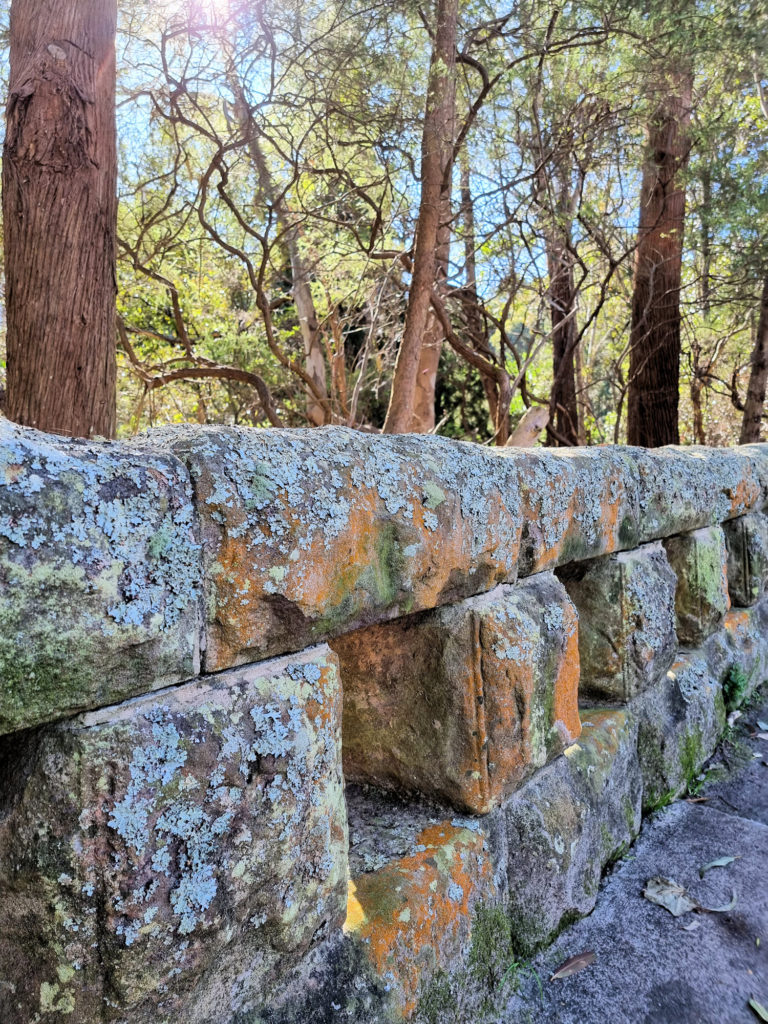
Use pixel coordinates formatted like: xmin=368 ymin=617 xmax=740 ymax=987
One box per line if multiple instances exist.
xmin=504 ymin=694 xmax=768 ymax=1024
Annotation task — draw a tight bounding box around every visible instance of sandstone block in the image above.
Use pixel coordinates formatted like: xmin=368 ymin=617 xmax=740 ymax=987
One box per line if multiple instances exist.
xmin=630 ymin=445 xmax=763 ymax=539
xmin=634 ymin=653 xmax=725 ymax=811
xmin=153 ymin=426 xmax=523 ymax=671
xmin=333 ymin=574 xmax=581 ymax=814
xmin=0 ymin=422 xmax=201 ymax=735
xmin=0 ymin=646 xmax=347 ymax=1024
xmin=723 ymin=513 xmax=768 ymax=606
xmin=559 ymin=543 xmax=677 ymax=702
xmin=489 ymin=709 xmax=642 ymax=954
xmin=500 ymin=446 xmax=640 ymax=573
xmin=345 ymin=820 xmax=496 ymax=1018
xmin=663 ymin=526 xmax=729 ymax=646
xmin=705 ymin=601 xmax=768 ymax=709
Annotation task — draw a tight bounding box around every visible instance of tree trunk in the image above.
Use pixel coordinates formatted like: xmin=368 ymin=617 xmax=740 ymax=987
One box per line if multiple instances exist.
xmin=457 ymin=155 xmax=502 ymax=435
xmin=228 ymin=79 xmax=328 ymax=426
xmin=627 ymin=68 xmax=693 ymax=448
xmin=3 ymin=0 xmax=118 ymax=438
xmin=546 ymin=231 xmax=580 ymax=446
xmin=700 ymin=167 xmax=712 ymax=318
xmin=740 ymin=275 xmax=768 ymax=444
xmin=383 ymin=0 xmax=457 ymax=434
xmin=411 ymin=186 xmax=451 ymax=433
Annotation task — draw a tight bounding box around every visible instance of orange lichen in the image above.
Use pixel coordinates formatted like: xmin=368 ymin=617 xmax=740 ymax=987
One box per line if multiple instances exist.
xmin=554 ymin=612 xmax=582 ymax=743
xmin=345 ymin=823 xmax=495 ymax=1016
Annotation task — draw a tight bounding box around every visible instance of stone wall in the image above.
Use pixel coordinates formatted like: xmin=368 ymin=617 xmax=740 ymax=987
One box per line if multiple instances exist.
xmin=1 ymin=420 xmax=768 ymax=1023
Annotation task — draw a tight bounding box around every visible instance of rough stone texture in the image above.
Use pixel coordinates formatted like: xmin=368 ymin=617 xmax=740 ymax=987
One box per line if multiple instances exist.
xmin=0 ymin=646 xmax=348 ymax=1024
xmin=134 ymin=427 xmax=768 ymax=672
xmin=345 ymin=821 xmax=496 ymax=1018
xmin=705 ymin=601 xmax=768 ymax=708
xmin=0 ymin=421 xmax=200 ymax=734
xmin=333 ymin=575 xmax=581 ymax=814
xmin=500 ymin=446 xmax=642 ymax=574
xmin=486 ymin=709 xmax=642 ymax=955
xmin=150 ymin=427 xmax=525 ymax=672
xmin=2 ymin=424 xmax=767 ymax=686
xmin=630 ymin=445 xmax=764 ymax=540
xmin=723 ymin=512 xmax=768 ymax=607
xmin=634 ymin=653 xmax=726 ymax=811
xmin=663 ymin=526 xmax=730 ymax=646
xmin=504 ymin=444 xmax=767 ymax=576
xmin=558 ymin=543 xmax=678 ymax=703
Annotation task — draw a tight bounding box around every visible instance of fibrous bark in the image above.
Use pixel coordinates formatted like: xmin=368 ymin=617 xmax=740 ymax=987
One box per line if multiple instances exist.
xmin=3 ymin=0 xmax=118 ymax=438
xmin=627 ymin=68 xmax=693 ymax=448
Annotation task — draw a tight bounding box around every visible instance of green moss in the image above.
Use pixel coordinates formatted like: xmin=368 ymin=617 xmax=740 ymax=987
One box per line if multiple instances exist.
xmin=724 ymin=665 xmax=749 ymax=712
xmin=622 ymin=796 xmax=638 ymax=836
xmin=414 ymin=904 xmax=528 ymax=1024
xmin=415 ymin=971 xmax=458 ymax=1024
xmin=679 ymin=730 xmax=704 ymax=790
xmin=468 ymin=905 xmax=519 ymax=995
xmin=357 ymin=523 xmax=405 ymax=608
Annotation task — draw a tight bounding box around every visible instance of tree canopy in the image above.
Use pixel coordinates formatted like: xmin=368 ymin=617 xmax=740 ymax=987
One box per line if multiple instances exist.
xmin=1 ymin=0 xmax=768 ymax=446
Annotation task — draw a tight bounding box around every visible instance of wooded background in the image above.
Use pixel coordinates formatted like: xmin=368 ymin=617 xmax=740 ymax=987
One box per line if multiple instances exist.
xmin=1 ymin=0 xmax=767 ymax=448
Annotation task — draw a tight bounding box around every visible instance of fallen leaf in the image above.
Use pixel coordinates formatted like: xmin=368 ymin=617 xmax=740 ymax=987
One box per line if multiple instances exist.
xmin=681 ymin=919 xmax=701 ymax=932
xmin=700 ymin=889 xmax=738 ymax=914
xmin=549 ymin=951 xmax=596 ymax=981
xmin=757 ymin=733 xmax=768 ymax=741
xmin=749 ymin=997 xmax=768 ymax=1021
xmin=686 ymin=796 xmax=709 ymax=804
xmin=643 ymin=877 xmax=699 ymax=917
xmin=757 ymin=721 xmax=768 ymax=731
xmin=699 ymin=856 xmax=738 ymax=878
xmin=728 ymin=710 xmax=742 ymax=727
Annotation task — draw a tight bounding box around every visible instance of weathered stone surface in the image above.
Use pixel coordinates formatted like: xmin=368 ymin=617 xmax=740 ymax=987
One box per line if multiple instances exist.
xmin=503 ymin=444 xmax=768 ymax=575
xmin=487 ymin=709 xmax=642 ymax=954
xmin=153 ymin=426 xmax=524 ymax=671
xmin=663 ymin=526 xmax=730 ymax=646
xmin=334 ymin=574 xmax=581 ymax=814
xmin=0 ymin=646 xmax=348 ymax=1024
xmin=634 ymin=653 xmax=726 ymax=811
xmin=630 ymin=445 xmax=764 ymax=540
xmin=723 ymin=512 xmax=768 ymax=606
xmin=345 ymin=820 xmax=496 ymax=1018
xmin=500 ymin=446 xmax=642 ymax=574
xmin=559 ymin=542 xmax=678 ymax=703
xmin=0 ymin=421 xmax=201 ymax=734
xmin=135 ymin=427 xmax=768 ymax=671
xmin=705 ymin=601 xmax=768 ymax=708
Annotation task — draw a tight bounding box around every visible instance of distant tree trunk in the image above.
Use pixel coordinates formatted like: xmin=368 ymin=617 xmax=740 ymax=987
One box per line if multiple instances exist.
xmin=3 ymin=0 xmax=118 ymax=438
xmin=627 ymin=68 xmax=693 ymax=448
xmin=700 ymin=167 xmax=712 ymax=318
xmin=384 ymin=0 xmax=457 ymax=434
xmin=411 ymin=186 xmax=452 ymax=433
xmin=740 ymin=275 xmax=768 ymax=444
xmin=229 ymin=79 xmax=328 ymax=426
xmin=546 ymin=227 xmax=580 ymax=446
xmin=457 ymin=155 xmax=503 ymax=435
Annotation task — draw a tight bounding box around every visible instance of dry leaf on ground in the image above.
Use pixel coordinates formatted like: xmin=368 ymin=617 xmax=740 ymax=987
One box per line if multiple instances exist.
xmin=549 ymin=951 xmax=597 ymax=981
